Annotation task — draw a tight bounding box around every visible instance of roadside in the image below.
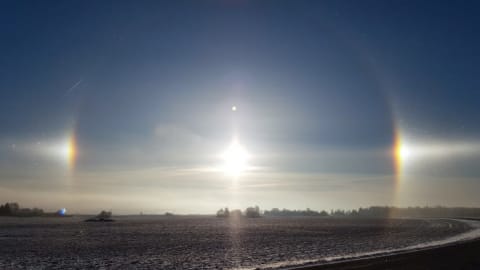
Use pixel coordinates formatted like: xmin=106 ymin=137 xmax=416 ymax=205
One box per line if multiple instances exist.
xmin=291 ymin=238 xmax=480 ymax=270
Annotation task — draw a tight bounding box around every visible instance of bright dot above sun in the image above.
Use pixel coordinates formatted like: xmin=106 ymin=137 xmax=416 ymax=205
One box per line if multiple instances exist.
xmin=222 ymin=140 xmax=249 ymax=176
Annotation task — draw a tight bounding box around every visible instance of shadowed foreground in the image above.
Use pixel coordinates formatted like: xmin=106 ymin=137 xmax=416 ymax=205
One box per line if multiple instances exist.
xmin=295 ymin=239 xmax=480 ymax=270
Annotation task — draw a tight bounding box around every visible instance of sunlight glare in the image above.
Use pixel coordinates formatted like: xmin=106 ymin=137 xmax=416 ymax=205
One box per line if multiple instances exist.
xmin=399 ymin=144 xmax=412 ymax=161
xmin=59 ymin=135 xmax=76 ymax=170
xmin=222 ymin=140 xmax=249 ymax=176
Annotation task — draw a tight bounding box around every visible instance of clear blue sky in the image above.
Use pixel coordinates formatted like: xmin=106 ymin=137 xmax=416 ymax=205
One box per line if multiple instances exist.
xmin=1 ymin=1 xmax=479 ymax=214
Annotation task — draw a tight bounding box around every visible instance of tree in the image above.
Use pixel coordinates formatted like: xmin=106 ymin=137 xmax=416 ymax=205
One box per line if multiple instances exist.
xmin=245 ymin=206 xmax=260 ymax=218
xmin=216 ymin=208 xmax=230 ymax=218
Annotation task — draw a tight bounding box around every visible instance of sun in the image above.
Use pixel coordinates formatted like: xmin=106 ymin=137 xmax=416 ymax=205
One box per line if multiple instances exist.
xmin=222 ymin=140 xmax=249 ymax=176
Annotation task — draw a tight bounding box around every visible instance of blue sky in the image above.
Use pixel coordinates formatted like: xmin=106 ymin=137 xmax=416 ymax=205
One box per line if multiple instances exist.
xmin=1 ymin=1 xmax=480 ymax=214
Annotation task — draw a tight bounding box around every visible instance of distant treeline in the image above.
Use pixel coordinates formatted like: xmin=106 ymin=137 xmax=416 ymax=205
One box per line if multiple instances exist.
xmin=217 ymin=206 xmax=261 ymax=218
xmin=264 ymin=208 xmax=329 ymax=217
xmin=368 ymin=206 xmax=480 ymax=218
xmin=264 ymin=206 xmax=480 ymax=218
xmin=0 ymin=202 xmax=44 ymax=217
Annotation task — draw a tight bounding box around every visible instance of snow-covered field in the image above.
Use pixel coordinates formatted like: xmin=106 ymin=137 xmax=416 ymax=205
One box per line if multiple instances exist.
xmin=0 ymin=216 xmax=475 ymax=269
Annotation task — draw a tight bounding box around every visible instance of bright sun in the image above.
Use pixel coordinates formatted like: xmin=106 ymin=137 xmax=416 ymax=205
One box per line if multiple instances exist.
xmin=222 ymin=140 xmax=249 ymax=176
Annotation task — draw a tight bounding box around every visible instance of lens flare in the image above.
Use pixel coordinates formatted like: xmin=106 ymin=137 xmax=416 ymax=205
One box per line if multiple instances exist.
xmin=58 ymin=208 xmax=67 ymax=216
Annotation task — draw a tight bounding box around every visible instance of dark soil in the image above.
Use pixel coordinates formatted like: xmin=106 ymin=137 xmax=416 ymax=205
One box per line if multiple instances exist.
xmin=0 ymin=216 xmax=473 ymax=269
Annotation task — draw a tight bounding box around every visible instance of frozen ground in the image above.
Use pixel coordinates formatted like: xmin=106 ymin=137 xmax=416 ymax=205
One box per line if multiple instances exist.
xmin=0 ymin=216 xmax=474 ymax=269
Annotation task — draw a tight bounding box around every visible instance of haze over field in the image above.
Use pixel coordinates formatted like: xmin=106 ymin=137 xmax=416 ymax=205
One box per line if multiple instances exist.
xmin=1 ymin=1 xmax=480 ymax=214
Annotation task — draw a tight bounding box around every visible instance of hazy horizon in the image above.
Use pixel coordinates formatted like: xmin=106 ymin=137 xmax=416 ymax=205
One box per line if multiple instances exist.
xmin=1 ymin=1 xmax=480 ymax=215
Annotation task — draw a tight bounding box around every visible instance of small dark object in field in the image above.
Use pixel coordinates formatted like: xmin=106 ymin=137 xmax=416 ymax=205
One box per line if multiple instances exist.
xmin=84 ymin=210 xmax=114 ymax=222
xmin=84 ymin=217 xmax=114 ymax=222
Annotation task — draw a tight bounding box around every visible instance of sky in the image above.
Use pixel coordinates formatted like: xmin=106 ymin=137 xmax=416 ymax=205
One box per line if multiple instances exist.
xmin=1 ymin=1 xmax=480 ymax=214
